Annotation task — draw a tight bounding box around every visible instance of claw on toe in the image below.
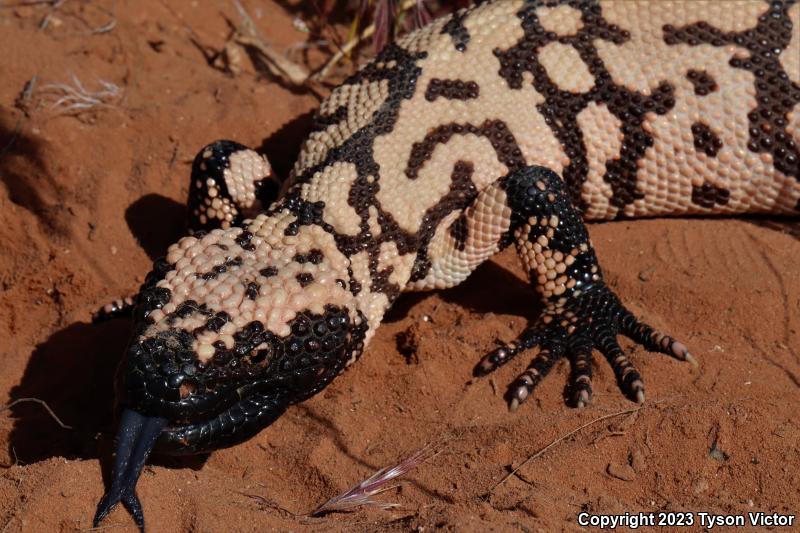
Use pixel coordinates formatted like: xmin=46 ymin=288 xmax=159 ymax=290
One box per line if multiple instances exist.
xmin=573 ymin=389 xmax=591 ymax=409
xmin=648 ymin=332 xmax=697 ymax=367
xmin=508 ymin=384 xmax=530 ymax=412
xmin=661 ymin=336 xmax=698 ymax=368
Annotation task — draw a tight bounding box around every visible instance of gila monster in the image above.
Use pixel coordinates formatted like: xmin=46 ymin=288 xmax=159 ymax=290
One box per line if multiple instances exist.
xmin=94 ymin=0 xmax=800 ymax=529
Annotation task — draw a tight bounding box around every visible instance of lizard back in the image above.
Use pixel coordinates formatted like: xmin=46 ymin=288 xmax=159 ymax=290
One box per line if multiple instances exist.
xmin=287 ymin=0 xmax=800 ymax=226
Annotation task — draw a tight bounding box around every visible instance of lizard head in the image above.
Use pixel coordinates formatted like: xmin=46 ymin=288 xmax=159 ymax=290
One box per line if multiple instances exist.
xmin=95 ymin=223 xmax=363 ymax=527
xmin=121 ymin=301 xmax=357 ymax=453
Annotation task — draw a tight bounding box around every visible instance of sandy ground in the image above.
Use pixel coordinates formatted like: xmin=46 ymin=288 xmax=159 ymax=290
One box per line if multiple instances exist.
xmin=1 ymin=1 xmax=799 ymax=532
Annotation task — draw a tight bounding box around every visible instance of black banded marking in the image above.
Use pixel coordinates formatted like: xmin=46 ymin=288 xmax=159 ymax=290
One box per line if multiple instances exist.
xmin=441 ymin=8 xmax=471 ymax=52
xmin=259 ymin=266 xmax=278 ymax=278
xmin=245 ymin=282 xmax=260 ymax=300
xmin=494 ymin=1 xmax=676 ymax=214
xmin=312 ymin=105 xmax=349 ymax=130
xmin=664 ymin=0 xmax=800 ymax=183
xmin=409 ymin=161 xmax=479 ymax=282
xmin=269 ymin=44 xmax=428 ymax=303
xmin=449 ymin=213 xmax=469 ymax=252
xmin=425 ymin=78 xmax=480 ymax=101
xmin=194 ymin=256 xmax=243 ymax=281
xmin=691 ymin=122 xmax=723 ymax=157
xmin=296 ymin=273 xmax=314 ymax=287
xmin=686 ymin=69 xmax=718 ymax=96
xmin=235 ymin=230 xmax=256 ymax=252
xmin=691 ymin=182 xmax=730 ymax=208
xmin=293 ymin=250 xmax=324 ymax=265
xmin=406 ymin=120 xmax=525 ymax=179
xmin=203 ymin=311 xmax=231 ymax=334
xmin=271 ymin=38 xmax=525 ymax=300
xmin=401 ymin=119 xmax=526 ymax=281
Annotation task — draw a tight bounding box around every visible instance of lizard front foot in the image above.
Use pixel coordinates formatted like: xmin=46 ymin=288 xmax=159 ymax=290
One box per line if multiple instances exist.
xmin=475 ymin=283 xmax=697 ymax=409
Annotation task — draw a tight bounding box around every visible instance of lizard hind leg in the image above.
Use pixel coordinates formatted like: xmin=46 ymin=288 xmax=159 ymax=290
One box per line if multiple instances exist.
xmin=406 ymin=170 xmax=512 ymax=292
xmin=473 ymin=166 xmax=696 ymax=409
xmin=187 ymin=140 xmax=282 ymax=234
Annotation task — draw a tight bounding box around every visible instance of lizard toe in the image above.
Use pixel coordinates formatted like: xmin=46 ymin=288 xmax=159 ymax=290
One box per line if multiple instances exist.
xmin=477 ymin=284 xmax=693 ymax=409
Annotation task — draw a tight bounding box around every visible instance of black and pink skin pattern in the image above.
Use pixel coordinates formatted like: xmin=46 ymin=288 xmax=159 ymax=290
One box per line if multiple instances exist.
xmin=94 ymin=0 xmax=800 ymax=529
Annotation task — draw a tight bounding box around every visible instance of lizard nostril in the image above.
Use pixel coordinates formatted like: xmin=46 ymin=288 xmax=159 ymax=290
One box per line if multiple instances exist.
xmin=179 ymin=382 xmax=196 ymax=398
xmin=306 ymin=339 xmax=320 ymax=351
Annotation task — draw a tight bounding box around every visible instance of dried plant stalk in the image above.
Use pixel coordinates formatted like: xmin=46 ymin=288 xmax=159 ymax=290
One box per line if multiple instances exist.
xmin=0 ymin=397 xmax=72 ymax=429
xmin=39 ymin=73 xmax=122 ymax=114
xmin=230 ymin=0 xmax=309 ymax=85
xmin=312 ymin=444 xmax=438 ymax=515
xmin=312 ymin=0 xmax=421 ymax=81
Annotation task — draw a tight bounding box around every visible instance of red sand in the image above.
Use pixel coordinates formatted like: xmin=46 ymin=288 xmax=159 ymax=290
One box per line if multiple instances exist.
xmin=1 ymin=2 xmax=798 ymax=531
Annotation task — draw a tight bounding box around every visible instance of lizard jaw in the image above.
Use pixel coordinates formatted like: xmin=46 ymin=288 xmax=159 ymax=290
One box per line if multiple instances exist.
xmin=154 ymin=386 xmax=290 ymax=455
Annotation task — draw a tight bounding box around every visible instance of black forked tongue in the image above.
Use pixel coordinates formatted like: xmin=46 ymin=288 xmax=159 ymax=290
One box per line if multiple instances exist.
xmin=94 ymin=409 xmax=167 ymax=532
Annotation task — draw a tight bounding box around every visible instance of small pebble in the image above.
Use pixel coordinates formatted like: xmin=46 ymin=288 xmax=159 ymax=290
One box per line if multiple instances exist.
xmin=630 ymin=449 xmax=646 ymax=472
xmin=638 ymin=266 xmax=655 ymax=281
xmin=607 ymin=462 xmax=636 ymax=481
xmin=692 ymin=479 xmax=709 ymax=494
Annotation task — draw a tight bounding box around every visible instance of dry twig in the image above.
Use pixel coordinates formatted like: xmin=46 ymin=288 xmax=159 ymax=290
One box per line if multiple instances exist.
xmin=312 ymin=0 xmax=419 ymax=81
xmin=0 ymin=397 xmax=73 ymax=429
xmin=87 ymin=15 xmax=116 ymax=35
xmin=240 ymin=491 xmax=297 ymax=518
xmin=38 ymin=0 xmax=66 ymax=30
xmin=39 ymin=73 xmax=122 ymax=114
xmin=484 ymin=405 xmax=648 ymax=496
xmin=230 ymin=0 xmax=309 ymax=86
